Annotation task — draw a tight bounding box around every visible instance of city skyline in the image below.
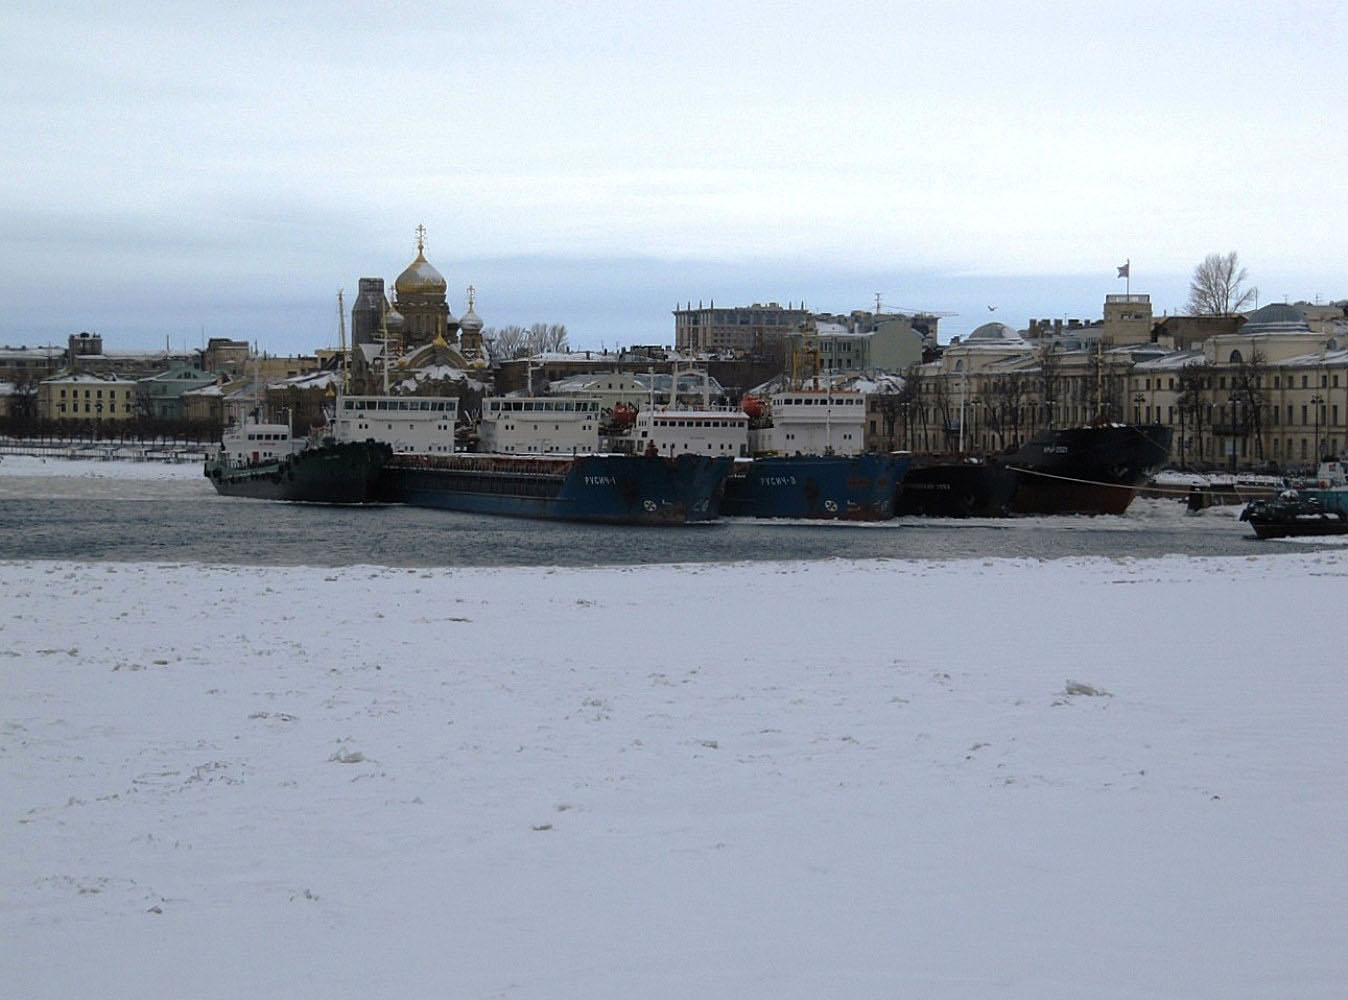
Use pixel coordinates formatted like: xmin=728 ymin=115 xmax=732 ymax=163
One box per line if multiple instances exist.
xmin=3 ymin=1 xmax=1344 ymax=355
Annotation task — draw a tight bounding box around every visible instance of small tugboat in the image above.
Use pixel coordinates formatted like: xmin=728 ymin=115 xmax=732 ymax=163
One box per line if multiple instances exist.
xmin=1240 ymin=489 xmax=1348 ymax=540
xmin=1239 ymin=457 xmax=1348 ymax=539
xmin=204 ymin=410 xmax=391 ymax=504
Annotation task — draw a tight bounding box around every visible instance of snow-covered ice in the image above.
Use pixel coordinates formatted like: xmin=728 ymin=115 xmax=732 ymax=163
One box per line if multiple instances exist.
xmin=0 ymin=453 xmax=202 ymax=481
xmin=4 ymin=542 xmax=1346 ymax=998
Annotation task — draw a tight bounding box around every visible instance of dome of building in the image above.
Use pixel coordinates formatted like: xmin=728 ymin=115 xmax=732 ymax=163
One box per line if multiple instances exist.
xmin=460 ymin=288 xmax=483 ymax=333
xmin=395 ymin=229 xmax=448 ymax=296
xmin=967 ymin=321 xmax=1019 ymax=341
xmin=384 ymin=303 xmax=405 ymax=329
xmin=395 ymin=251 xmax=447 ymax=296
xmin=1241 ymin=302 xmax=1309 ymax=334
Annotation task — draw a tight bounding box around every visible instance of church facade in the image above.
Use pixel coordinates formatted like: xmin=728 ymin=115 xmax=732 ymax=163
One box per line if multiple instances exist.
xmin=348 ymin=226 xmax=489 ymax=393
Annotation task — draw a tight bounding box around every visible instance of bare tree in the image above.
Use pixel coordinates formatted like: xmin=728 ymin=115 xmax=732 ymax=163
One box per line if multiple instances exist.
xmin=1187 ymin=251 xmax=1257 ymax=315
xmin=928 ymin=376 xmax=953 ymax=451
xmin=483 ymin=325 xmax=528 ymax=362
xmin=1176 ymin=359 xmax=1213 ymax=467
xmin=989 ymin=373 xmax=1030 ymax=450
xmin=900 ymin=366 xmax=927 ymax=450
xmin=871 ymin=391 xmax=902 ymax=451
xmin=1229 ymin=349 xmax=1268 ymax=466
xmin=1036 ymin=344 xmax=1061 ymax=430
xmin=527 ymin=323 xmax=569 ymax=354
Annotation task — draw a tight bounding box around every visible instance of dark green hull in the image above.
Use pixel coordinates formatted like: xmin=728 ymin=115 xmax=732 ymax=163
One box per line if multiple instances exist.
xmin=205 ymin=440 xmax=392 ymax=504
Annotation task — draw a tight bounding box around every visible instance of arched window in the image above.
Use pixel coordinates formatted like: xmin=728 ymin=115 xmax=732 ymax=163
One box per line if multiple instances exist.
xmin=1229 ymin=349 xmax=1243 ymax=364
xmin=954 ymin=359 xmax=965 ymax=372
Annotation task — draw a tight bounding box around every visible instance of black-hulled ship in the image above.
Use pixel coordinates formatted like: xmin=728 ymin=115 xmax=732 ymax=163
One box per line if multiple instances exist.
xmin=204 ymin=413 xmax=390 ymax=504
xmin=896 ymin=423 xmax=1173 ymax=517
xmin=896 ymin=456 xmax=1016 ymax=517
xmin=1005 ymin=422 xmax=1173 ymax=515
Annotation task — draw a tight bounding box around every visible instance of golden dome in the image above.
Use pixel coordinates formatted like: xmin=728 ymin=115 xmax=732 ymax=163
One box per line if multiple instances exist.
xmin=394 ymin=226 xmax=447 ymax=296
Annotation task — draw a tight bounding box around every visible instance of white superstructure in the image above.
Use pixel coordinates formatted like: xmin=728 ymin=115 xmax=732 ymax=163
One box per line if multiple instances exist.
xmin=749 ymin=389 xmax=868 ymax=456
xmin=335 ymin=394 xmax=459 ymax=454
xmin=625 ymin=406 xmax=750 ymax=458
xmin=476 ymin=397 xmax=601 ymax=454
xmin=218 ymin=417 xmax=303 ymax=466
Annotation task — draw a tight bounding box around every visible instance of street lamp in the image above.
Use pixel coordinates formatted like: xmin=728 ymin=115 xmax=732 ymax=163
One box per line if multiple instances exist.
xmin=1311 ymin=393 xmax=1324 ymax=465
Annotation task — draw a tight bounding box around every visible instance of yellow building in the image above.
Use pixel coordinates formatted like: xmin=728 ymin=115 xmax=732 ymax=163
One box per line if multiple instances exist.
xmin=37 ymin=373 xmax=139 ymax=424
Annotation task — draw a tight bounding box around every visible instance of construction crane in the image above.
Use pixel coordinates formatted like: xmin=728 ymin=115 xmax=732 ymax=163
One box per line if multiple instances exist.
xmin=873 ymin=292 xmax=957 ymax=318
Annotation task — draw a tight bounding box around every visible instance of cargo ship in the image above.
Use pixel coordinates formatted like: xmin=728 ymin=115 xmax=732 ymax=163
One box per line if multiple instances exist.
xmin=382 ymin=450 xmax=731 ymax=523
xmin=615 ymin=386 xmax=907 ymax=520
xmin=1006 ymin=422 xmax=1174 ymax=515
xmin=204 ymin=412 xmax=390 ymax=504
xmin=720 ymin=451 xmax=909 ymax=520
xmin=896 ymin=456 xmax=1016 ymax=518
xmin=334 ymin=392 xmax=732 ymax=524
xmin=896 ymin=423 xmax=1173 ymax=517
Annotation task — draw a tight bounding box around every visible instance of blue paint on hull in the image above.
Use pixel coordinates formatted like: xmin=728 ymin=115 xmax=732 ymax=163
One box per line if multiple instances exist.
xmin=722 ymin=453 xmax=910 ymax=520
xmin=382 ymin=452 xmax=733 ymax=524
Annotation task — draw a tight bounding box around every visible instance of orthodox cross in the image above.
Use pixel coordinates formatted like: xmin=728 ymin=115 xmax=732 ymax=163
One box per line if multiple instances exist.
xmin=415 ymin=223 xmax=427 ymax=253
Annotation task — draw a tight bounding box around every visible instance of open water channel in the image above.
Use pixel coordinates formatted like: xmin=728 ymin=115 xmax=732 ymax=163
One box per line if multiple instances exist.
xmin=3 ymin=458 xmax=1340 ymax=567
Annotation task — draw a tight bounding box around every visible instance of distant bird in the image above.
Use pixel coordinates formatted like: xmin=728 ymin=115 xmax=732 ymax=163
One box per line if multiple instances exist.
xmin=987 ymin=305 xmax=997 ymax=312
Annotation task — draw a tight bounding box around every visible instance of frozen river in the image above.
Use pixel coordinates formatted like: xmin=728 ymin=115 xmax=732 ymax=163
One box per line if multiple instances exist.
xmin=0 ymin=456 xmax=1335 ymax=566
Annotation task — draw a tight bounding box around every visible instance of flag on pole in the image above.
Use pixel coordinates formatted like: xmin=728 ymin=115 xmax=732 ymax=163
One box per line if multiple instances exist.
xmin=1116 ymin=261 xmax=1130 ymax=278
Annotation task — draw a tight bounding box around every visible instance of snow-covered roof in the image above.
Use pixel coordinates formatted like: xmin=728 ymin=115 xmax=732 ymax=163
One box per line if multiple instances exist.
xmin=1133 ymin=349 xmax=1206 ymax=371
xmin=40 ymin=372 xmax=139 ymax=385
xmin=0 ymin=345 xmax=64 ymax=358
xmin=1279 ymin=349 xmax=1348 ymax=368
xmin=813 ymin=321 xmax=853 ymax=336
xmin=392 ymin=366 xmax=487 ymax=394
xmin=748 ymin=371 xmax=895 ymax=395
xmin=273 ymin=370 xmax=341 ymax=390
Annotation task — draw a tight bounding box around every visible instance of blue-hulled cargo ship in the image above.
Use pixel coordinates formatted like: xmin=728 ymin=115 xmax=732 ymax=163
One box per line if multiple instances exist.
xmin=334 ymin=391 xmax=732 ymax=524
xmin=721 ymin=452 xmax=910 ymax=520
xmin=617 ymin=386 xmax=907 ymax=520
xmin=381 ymin=451 xmax=732 ymax=524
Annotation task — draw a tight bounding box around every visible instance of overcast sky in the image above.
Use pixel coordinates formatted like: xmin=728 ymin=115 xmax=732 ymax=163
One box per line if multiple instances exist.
xmin=2 ymin=0 xmax=1343 ymax=355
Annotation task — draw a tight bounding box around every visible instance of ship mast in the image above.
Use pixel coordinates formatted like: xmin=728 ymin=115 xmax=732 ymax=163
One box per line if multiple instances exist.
xmin=336 ymin=289 xmax=348 ymax=393
xmin=380 ymin=298 xmax=391 ymax=396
